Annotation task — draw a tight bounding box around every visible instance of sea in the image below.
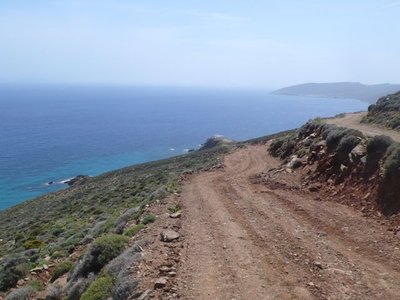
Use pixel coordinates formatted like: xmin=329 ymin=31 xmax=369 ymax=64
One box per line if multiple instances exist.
xmin=0 ymin=85 xmax=368 ymax=210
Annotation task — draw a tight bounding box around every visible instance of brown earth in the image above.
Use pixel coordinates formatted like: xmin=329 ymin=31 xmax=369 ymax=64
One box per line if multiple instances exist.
xmin=326 ymin=112 xmax=400 ymax=142
xmin=136 ymin=143 xmax=400 ymax=300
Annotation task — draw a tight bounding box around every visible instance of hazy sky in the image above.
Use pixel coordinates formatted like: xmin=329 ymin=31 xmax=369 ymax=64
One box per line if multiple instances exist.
xmin=0 ymin=0 xmax=399 ymax=88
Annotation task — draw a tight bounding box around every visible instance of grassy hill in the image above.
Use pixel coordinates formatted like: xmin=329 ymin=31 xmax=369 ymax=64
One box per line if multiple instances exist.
xmin=0 ymin=144 xmax=231 ymax=298
xmin=362 ymin=91 xmax=400 ymax=129
xmin=272 ymin=82 xmax=400 ymax=103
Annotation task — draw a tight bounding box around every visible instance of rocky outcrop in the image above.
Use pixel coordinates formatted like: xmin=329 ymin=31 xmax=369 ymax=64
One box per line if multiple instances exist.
xmin=269 ymin=120 xmax=400 ymax=216
xmin=199 ymin=135 xmax=234 ymax=151
xmin=48 ymin=175 xmax=90 ymax=187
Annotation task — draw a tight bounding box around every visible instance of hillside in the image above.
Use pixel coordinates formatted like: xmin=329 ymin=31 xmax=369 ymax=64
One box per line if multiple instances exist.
xmin=362 ymin=91 xmax=400 ymax=129
xmin=3 ymin=120 xmax=400 ymax=299
xmin=272 ymin=82 xmax=400 ymax=103
xmin=0 ymin=143 xmax=232 ymax=299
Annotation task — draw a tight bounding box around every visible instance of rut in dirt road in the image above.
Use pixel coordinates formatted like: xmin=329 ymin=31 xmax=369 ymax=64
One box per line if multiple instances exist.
xmin=176 ymin=144 xmax=400 ymax=300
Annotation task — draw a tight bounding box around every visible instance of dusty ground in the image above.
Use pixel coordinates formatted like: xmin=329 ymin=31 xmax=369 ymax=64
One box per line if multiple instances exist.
xmin=326 ymin=112 xmax=400 ymax=142
xmin=137 ymin=142 xmax=400 ymax=300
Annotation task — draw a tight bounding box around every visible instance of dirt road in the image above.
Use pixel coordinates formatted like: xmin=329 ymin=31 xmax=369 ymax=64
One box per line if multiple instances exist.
xmin=175 ymin=144 xmax=400 ymax=299
xmin=326 ymin=112 xmax=400 ymax=142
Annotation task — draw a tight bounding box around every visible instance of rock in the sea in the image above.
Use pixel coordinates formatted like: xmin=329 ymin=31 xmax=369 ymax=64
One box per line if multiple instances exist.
xmin=160 ymin=230 xmax=180 ymax=242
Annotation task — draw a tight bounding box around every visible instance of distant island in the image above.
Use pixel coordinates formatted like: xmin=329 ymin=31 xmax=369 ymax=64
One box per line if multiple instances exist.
xmin=272 ymin=82 xmax=400 ymax=103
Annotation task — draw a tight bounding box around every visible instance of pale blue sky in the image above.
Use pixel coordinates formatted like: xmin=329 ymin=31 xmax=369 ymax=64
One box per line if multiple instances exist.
xmin=0 ymin=0 xmax=399 ymax=88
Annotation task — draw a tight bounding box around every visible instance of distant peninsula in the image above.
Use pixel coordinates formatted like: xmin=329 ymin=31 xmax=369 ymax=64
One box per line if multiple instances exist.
xmin=272 ymin=82 xmax=400 ymax=103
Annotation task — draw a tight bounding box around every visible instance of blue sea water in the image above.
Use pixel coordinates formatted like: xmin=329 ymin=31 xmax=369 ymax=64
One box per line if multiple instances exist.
xmin=0 ymin=85 xmax=368 ymax=210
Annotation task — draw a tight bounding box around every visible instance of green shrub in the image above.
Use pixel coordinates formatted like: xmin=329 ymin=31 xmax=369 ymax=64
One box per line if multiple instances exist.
xmin=51 ymin=261 xmax=74 ymax=282
xmin=23 ymin=239 xmax=44 ymax=250
xmin=325 ymin=128 xmax=362 ymax=153
xmin=132 ymin=209 xmax=143 ymax=221
xmin=28 ymin=280 xmax=44 ymax=291
xmin=166 ymin=181 xmax=179 ymax=193
xmin=93 ymin=234 xmax=129 ymax=267
xmin=80 ymin=273 xmax=114 ymax=300
xmin=4 ymin=286 xmax=33 ymax=300
xmin=326 ymin=128 xmax=348 ymax=152
xmin=0 ymin=269 xmax=20 ymax=292
xmin=68 ymin=234 xmax=129 ymax=285
xmin=268 ymin=134 xmax=296 ymax=159
xmin=45 ymin=284 xmax=63 ymax=300
xmin=384 ymin=146 xmax=400 ymax=178
xmin=141 ymin=214 xmax=156 ymax=225
xmin=114 ymin=207 xmax=140 ymax=234
xmin=124 ymin=224 xmax=144 ymax=237
xmin=51 ymin=250 xmax=67 ymax=260
xmin=296 ymin=148 xmax=307 ymax=158
xmin=336 ymin=135 xmax=360 ymax=154
xmin=66 ymin=275 xmax=95 ymax=300
xmin=367 ymin=135 xmax=393 ymax=155
xmin=14 ymin=263 xmax=30 ymax=277
xmin=269 ymin=138 xmax=284 ymax=155
xmin=0 ymin=261 xmax=30 ymax=292
xmin=168 ymin=203 xmax=182 ymax=214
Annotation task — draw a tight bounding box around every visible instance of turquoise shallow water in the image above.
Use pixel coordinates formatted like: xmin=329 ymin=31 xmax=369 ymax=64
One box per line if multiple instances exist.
xmin=0 ymin=85 xmax=368 ymax=210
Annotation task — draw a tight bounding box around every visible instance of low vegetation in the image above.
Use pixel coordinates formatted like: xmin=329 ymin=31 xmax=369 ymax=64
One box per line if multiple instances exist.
xmin=362 ymin=91 xmax=400 ymax=129
xmin=269 ymin=120 xmax=362 ymax=162
xmin=45 ymin=284 xmax=63 ymax=300
xmin=124 ymin=224 xmax=144 ymax=237
xmin=27 ymin=280 xmax=44 ymax=292
xmin=168 ymin=203 xmax=182 ymax=214
xmin=4 ymin=286 xmax=33 ymax=300
xmin=0 ymin=143 xmax=232 ymax=297
xmin=51 ymin=260 xmax=74 ymax=282
xmin=141 ymin=213 xmax=156 ymax=225
xmin=383 ymin=145 xmax=400 ymax=179
xmin=80 ymin=272 xmax=114 ymax=300
xmin=0 ymin=131 xmax=316 ymax=298
xmin=366 ymin=135 xmax=393 ymax=156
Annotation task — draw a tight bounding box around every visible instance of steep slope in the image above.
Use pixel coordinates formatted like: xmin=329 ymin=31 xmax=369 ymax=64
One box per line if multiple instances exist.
xmin=362 ymin=91 xmax=400 ymax=129
xmin=272 ymin=82 xmax=400 ymax=103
